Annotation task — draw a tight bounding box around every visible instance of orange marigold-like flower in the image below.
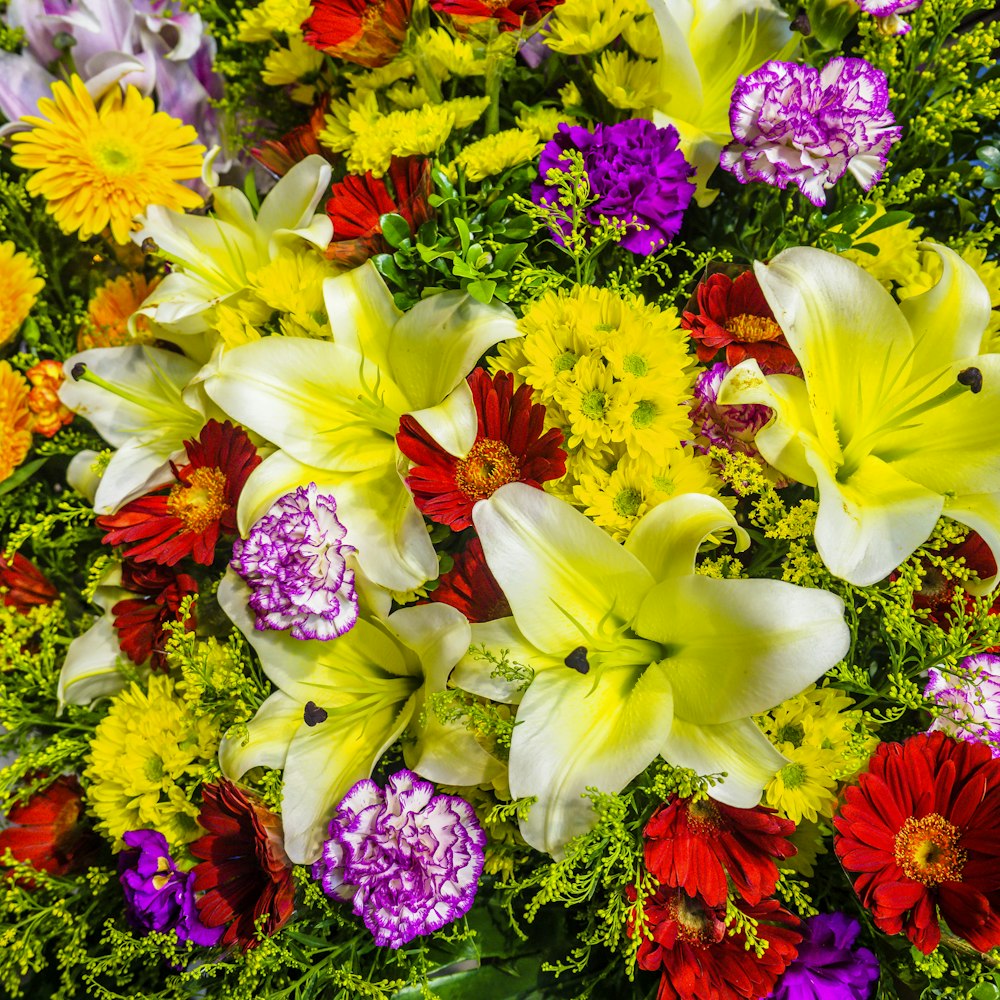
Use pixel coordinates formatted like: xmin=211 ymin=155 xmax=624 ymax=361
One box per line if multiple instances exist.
xmin=25 ymin=360 xmax=74 ymax=438
xmin=0 ymin=361 xmax=32 ymax=483
xmin=0 ymin=241 xmax=44 ymax=348
xmin=303 ymin=0 xmax=413 ymax=68
xmin=78 ymin=273 xmax=159 ymax=351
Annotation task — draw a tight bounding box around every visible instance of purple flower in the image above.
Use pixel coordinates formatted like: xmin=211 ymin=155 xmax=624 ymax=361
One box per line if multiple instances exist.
xmin=312 ymin=771 xmax=487 ymax=948
xmin=231 ymin=483 xmax=359 ymax=642
xmin=532 ymin=119 xmax=696 ymax=255
xmin=118 ymin=829 xmax=221 ymax=946
xmin=767 ymin=912 xmax=879 ymax=1000
xmin=855 ymin=0 xmax=923 ymax=35
xmin=925 ymin=654 xmax=1000 ymax=756
xmin=690 ymin=363 xmax=774 ymax=453
xmin=720 ymin=57 xmax=902 ymax=208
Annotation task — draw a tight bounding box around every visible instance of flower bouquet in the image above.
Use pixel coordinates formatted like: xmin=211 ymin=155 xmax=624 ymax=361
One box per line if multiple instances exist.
xmin=0 ymin=0 xmax=998 ymax=997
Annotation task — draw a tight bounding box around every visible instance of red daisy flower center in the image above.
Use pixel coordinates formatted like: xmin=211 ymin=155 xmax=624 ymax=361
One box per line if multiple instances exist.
xmin=893 ymin=813 xmax=966 ymax=885
xmin=725 ymin=313 xmax=782 ymax=343
xmin=454 ymin=438 xmax=522 ymax=502
xmin=669 ymin=892 xmax=725 ymax=946
xmin=166 ymin=466 xmax=229 ymax=534
xmin=684 ymin=796 xmax=723 ymax=834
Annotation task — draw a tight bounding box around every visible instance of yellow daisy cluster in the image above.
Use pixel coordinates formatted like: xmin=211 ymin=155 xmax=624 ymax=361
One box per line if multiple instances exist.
xmin=516 ymin=105 xmax=575 ymax=142
xmin=594 ymin=50 xmax=668 ymax=112
xmin=236 ymin=0 xmax=313 ymax=41
xmin=419 ymin=28 xmax=486 ymax=78
xmin=320 ymin=90 xmax=490 ymax=175
xmin=0 ymin=241 xmax=43 ymax=348
xmin=758 ymin=684 xmax=878 ymax=824
xmin=448 ymin=129 xmax=543 ymax=182
xmin=84 ymin=674 xmax=219 ymax=849
xmin=262 ymin=35 xmax=326 ymax=104
xmin=543 ymin=0 xmax=647 ymax=55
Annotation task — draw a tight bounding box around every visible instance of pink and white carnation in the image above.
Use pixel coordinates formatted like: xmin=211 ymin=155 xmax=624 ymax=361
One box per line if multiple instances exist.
xmin=312 ymin=771 xmax=487 ymax=949
xmin=230 ymin=483 xmax=359 ymax=641
xmin=720 ymin=57 xmax=902 ymax=208
xmin=855 ymin=0 xmax=924 ymax=36
xmin=925 ymin=654 xmax=1000 ymax=756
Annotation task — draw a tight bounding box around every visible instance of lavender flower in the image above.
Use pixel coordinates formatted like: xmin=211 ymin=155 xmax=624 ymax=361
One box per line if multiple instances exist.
xmin=855 ymin=0 xmax=924 ymax=36
xmin=118 ymin=829 xmax=221 ymax=946
xmin=532 ymin=119 xmax=696 ymax=255
xmin=720 ymin=57 xmax=902 ymax=207
xmin=312 ymin=771 xmax=487 ymax=948
xmin=767 ymin=912 xmax=879 ymax=1000
xmin=231 ymin=483 xmax=359 ymax=641
xmin=925 ymin=654 xmax=1000 ymax=756
xmin=690 ymin=363 xmax=773 ymax=454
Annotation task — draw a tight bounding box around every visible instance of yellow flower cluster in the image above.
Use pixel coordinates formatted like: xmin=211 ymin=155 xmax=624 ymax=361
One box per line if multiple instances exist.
xmin=543 ymin=0 xmax=647 ymax=55
xmin=449 ymin=130 xmax=542 ymax=182
xmin=262 ymin=35 xmax=326 ymax=103
xmin=84 ymin=674 xmax=219 ymax=849
xmin=237 ymin=0 xmax=314 ymax=42
xmin=839 ymin=204 xmax=925 ymax=292
xmin=593 ymin=50 xmax=668 ymax=111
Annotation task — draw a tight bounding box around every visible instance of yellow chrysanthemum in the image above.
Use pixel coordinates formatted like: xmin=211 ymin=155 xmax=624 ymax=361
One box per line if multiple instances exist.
xmin=556 ymin=355 xmax=632 ymax=453
xmin=386 ymin=83 xmax=430 ymax=109
xmin=621 ymin=7 xmax=662 ymax=59
xmin=262 ymin=36 xmax=325 ymax=102
xmin=449 ymin=130 xmax=542 ymax=183
xmin=213 ymin=303 xmax=263 ymax=349
xmin=559 ymin=82 xmax=582 ymax=108
xmin=594 ymin=51 xmax=667 ymax=111
xmin=0 ymin=361 xmax=32 ymax=483
xmin=763 ymin=744 xmax=839 ymax=824
xmin=237 ymin=0 xmax=314 ymax=41
xmin=839 ymin=205 xmax=925 ymax=292
xmin=11 ymin=76 xmax=204 ymax=245
xmin=516 ymin=106 xmax=575 ymax=142
xmin=84 ymin=674 xmax=218 ymax=849
xmin=420 ymin=28 xmax=485 ymax=78
xmin=543 ymin=0 xmax=643 ymax=54
xmin=77 ymin=272 xmax=159 ymax=351
xmin=249 ymin=246 xmax=339 ymax=317
xmin=0 ymin=241 xmax=43 ymax=347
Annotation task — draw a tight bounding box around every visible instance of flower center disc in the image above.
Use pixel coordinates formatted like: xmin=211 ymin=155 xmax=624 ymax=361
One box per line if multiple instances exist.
xmin=725 ymin=313 xmax=782 ymax=343
xmin=167 ymin=466 xmax=229 ymax=533
xmin=893 ymin=813 xmax=967 ymax=885
xmin=454 ymin=438 xmax=521 ymax=502
xmin=670 ymin=892 xmax=725 ymax=946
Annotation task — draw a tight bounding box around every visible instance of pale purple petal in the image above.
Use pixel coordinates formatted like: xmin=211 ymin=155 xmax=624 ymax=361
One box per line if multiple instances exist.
xmin=925 ymin=655 xmax=1000 ymax=755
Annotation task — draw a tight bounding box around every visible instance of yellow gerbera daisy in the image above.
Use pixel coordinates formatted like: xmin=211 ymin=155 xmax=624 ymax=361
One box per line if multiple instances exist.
xmin=0 ymin=361 xmax=32 ymax=483
xmin=0 ymin=241 xmax=44 ymax=348
xmin=11 ymin=76 xmax=205 ymax=245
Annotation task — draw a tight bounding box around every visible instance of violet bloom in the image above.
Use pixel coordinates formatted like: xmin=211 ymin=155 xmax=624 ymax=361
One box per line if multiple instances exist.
xmin=532 ymin=119 xmax=696 ymax=255
xmin=118 ymin=829 xmax=221 ymax=946
xmin=768 ymin=912 xmax=879 ymax=1000
xmin=231 ymin=483 xmax=359 ymax=641
xmin=925 ymin=654 xmax=1000 ymax=756
xmin=312 ymin=771 xmax=486 ymax=948
xmin=720 ymin=57 xmax=902 ymax=208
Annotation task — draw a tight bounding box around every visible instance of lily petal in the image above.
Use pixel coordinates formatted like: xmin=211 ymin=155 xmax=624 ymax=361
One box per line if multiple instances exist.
xmin=256 ymin=155 xmax=334 ymax=246
xmin=57 ymin=615 xmax=129 ymax=709
xmin=406 ymin=379 xmax=479 ymax=459
xmin=323 ymin=262 xmax=401 ymax=372
xmin=218 ymin=691 xmax=301 ymax=777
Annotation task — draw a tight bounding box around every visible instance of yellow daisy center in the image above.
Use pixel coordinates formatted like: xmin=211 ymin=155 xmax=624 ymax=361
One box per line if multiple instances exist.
xmin=167 ymin=467 xmax=229 ymax=533
xmin=725 ymin=313 xmax=782 ymax=343
xmin=893 ymin=813 xmax=966 ymax=886
xmin=454 ymin=439 xmax=521 ymax=502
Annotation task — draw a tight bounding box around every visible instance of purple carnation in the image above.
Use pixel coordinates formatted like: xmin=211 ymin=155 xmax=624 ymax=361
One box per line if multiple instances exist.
xmin=118 ymin=829 xmax=221 ymax=946
xmin=720 ymin=57 xmax=902 ymax=207
xmin=690 ymin=363 xmax=774 ymax=454
xmin=532 ymin=119 xmax=696 ymax=255
xmin=312 ymin=770 xmax=487 ymax=948
xmin=231 ymin=483 xmax=359 ymax=641
xmin=925 ymin=654 xmax=1000 ymax=756
xmin=767 ymin=912 xmax=879 ymax=1000
xmin=855 ymin=0 xmax=923 ymax=35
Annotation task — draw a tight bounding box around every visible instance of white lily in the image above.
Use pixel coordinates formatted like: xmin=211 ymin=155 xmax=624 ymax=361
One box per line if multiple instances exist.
xmin=217 ymin=570 xmax=503 ymax=864
xmin=718 ymin=244 xmax=1000 ymax=588
xmin=202 ymin=262 xmax=518 ymax=592
xmin=453 ymin=484 xmax=849 ymax=856
xmin=647 ymin=0 xmax=798 ymax=206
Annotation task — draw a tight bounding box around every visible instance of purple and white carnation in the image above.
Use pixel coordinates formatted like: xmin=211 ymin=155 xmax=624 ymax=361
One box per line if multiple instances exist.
xmin=925 ymin=654 xmax=1000 ymax=756
xmin=690 ymin=363 xmax=774 ymax=455
xmin=532 ymin=119 xmax=696 ymax=255
xmin=767 ymin=911 xmax=879 ymax=1000
xmin=231 ymin=483 xmax=359 ymax=641
xmin=855 ymin=0 xmax=924 ymax=36
xmin=312 ymin=770 xmax=487 ymax=949
xmin=720 ymin=57 xmax=902 ymax=208
xmin=118 ymin=829 xmax=221 ymax=946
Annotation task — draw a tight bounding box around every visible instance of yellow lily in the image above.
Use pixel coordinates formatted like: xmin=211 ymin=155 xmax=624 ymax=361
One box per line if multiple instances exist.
xmin=719 ymin=244 xmax=999 ymax=588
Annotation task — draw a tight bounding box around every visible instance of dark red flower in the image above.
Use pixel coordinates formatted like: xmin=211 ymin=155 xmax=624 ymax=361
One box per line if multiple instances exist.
xmin=396 ymin=369 xmax=566 ymax=531
xmin=0 ymin=552 xmax=58 ymax=612
xmin=644 ymin=794 xmax=796 ymax=907
xmin=681 ymin=270 xmax=797 ymax=371
xmin=190 ymin=782 xmax=296 ymax=951
xmin=112 ymin=560 xmax=198 ymax=671
xmin=303 ymin=0 xmax=413 ymax=67
xmin=430 ymin=0 xmax=564 ymax=31
xmin=97 ymin=420 xmax=261 ymax=567
xmin=636 ymin=887 xmax=800 ymax=1000
xmin=0 ymin=775 xmax=101 ymax=878
xmin=432 ymin=537 xmax=511 ymax=623
xmin=834 ymin=731 xmax=1000 ymax=955
xmin=325 ymin=156 xmax=433 ymax=266
xmin=251 ymin=98 xmax=336 ymax=178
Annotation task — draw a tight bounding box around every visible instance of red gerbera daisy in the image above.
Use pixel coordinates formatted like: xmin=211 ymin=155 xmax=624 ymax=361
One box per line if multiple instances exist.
xmin=396 ymin=369 xmax=566 ymax=531
xmin=834 ymin=731 xmax=1000 ymax=955
xmin=681 ymin=270 xmax=797 ymax=371
xmin=0 ymin=551 xmax=58 ymax=612
xmin=637 ymin=887 xmax=800 ymax=1000
xmin=303 ymin=0 xmax=413 ymax=67
xmin=97 ymin=420 xmax=261 ymax=567
xmin=644 ymin=794 xmax=796 ymax=907
xmin=431 ymin=537 xmax=511 ymax=623
xmin=112 ymin=560 xmax=198 ymax=671
xmin=325 ymin=156 xmax=433 ymax=267
xmin=0 ymin=775 xmax=101 ymax=878
xmin=251 ymin=98 xmax=336 ymax=178
xmin=190 ymin=781 xmax=296 ymax=951
xmin=430 ymin=0 xmax=564 ymax=31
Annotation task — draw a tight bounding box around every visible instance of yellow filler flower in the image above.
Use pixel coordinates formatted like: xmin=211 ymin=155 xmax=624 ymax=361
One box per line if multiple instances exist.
xmin=11 ymin=76 xmax=204 ymax=245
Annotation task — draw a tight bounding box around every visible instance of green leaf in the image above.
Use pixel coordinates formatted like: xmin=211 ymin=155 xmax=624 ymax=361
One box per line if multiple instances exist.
xmin=379 ymin=213 xmax=412 ymax=249
xmin=825 ymin=231 xmax=853 ymax=252
xmin=0 ymin=457 xmax=49 ymax=498
xmin=856 ymin=211 xmax=913 ymax=238
xmin=243 ymin=171 xmax=261 ymax=213
xmin=983 ymin=170 xmax=1000 ymax=191
xmin=969 ymin=985 xmax=1000 ymax=1000
xmin=978 ymin=145 xmax=1000 ymax=169
xmin=372 ymin=253 xmax=406 ymax=286
xmin=454 ymin=217 xmax=472 ymax=257
xmin=465 ymin=279 xmax=497 ymax=303
xmin=502 ymin=218 xmax=535 ymax=240
xmin=491 ymin=242 xmax=527 ymax=274
xmin=390 ymin=957 xmax=544 ymax=1000
xmin=851 ymin=242 xmax=881 ymax=256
